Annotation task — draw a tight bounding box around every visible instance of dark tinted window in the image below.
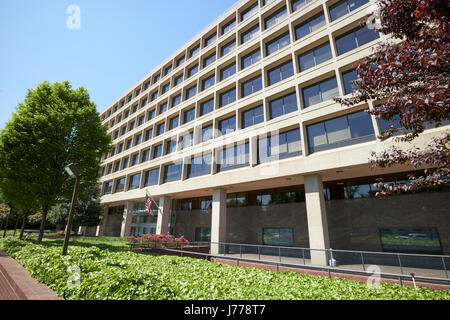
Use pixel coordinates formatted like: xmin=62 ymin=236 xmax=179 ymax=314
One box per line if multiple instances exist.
xmin=330 ymin=0 xmax=369 ymax=21
xmin=129 ymin=174 xmax=141 ymax=190
xmin=187 ymin=154 xmax=212 ymax=179
xmin=186 ymin=86 xmax=197 ymax=99
xmin=163 ymin=162 xmax=183 ymax=183
xmin=242 ymin=49 xmax=261 ymax=69
xmin=184 ymin=108 xmax=196 ymax=123
xmin=188 ymin=65 xmax=198 ymax=78
xmin=268 ymin=61 xmax=294 ymax=86
xmin=153 ymin=144 xmax=163 ymax=158
xmin=219 ymin=116 xmax=236 ymax=135
xmin=307 ymin=110 xmax=375 ymax=153
xmin=292 ymin=0 xmax=313 ymax=12
xmin=241 ymin=3 xmax=259 ymax=21
xmin=144 ymin=168 xmax=160 ymax=187
xmin=265 ymin=7 xmax=287 ymax=29
xmin=200 ymin=99 xmax=214 ymax=116
xmin=205 ymin=33 xmax=217 ymax=47
xmin=342 ymin=69 xmax=358 ymax=94
xmin=222 ymin=19 xmax=236 ymax=34
xmin=202 ymin=75 xmax=215 ymax=90
xmin=202 ymin=125 xmax=214 ymax=142
xmin=221 ymin=40 xmax=236 ymax=56
xmin=258 ymin=129 xmax=302 ymax=163
xmin=220 ymin=88 xmax=236 ymax=107
xmin=221 ymin=63 xmax=236 ymax=81
xmin=219 ymin=143 xmax=250 ymax=172
xmin=270 ymin=93 xmax=298 ymax=119
xmin=295 ymin=13 xmax=326 ymax=40
xmin=242 ymin=76 xmax=262 ymax=97
xmin=266 ymin=32 xmax=291 ymax=56
xmin=336 ymin=26 xmax=379 ymax=55
xmin=204 ymin=53 xmax=216 ymax=67
xmin=299 ymin=42 xmax=332 ymax=71
xmin=242 ymin=105 xmax=264 ymax=128
xmin=242 ymin=25 xmax=259 ymax=44
xmin=169 ymin=116 xmax=179 ymax=130
xmin=302 ymin=77 xmax=339 ymax=108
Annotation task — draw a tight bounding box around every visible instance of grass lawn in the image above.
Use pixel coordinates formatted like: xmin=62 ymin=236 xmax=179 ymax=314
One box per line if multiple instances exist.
xmin=1 ymin=230 xmax=61 ymax=237
xmin=0 ymin=236 xmax=448 ymax=300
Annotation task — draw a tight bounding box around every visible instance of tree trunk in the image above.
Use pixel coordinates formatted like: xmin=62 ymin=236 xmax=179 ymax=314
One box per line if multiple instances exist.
xmin=19 ymin=213 xmax=27 ymax=240
xmin=2 ymin=208 xmax=12 ymax=238
xmin=37 ymin=204 xmax=49 ymax=244
xmin=13 ymin=215 xmax=20 ymax=237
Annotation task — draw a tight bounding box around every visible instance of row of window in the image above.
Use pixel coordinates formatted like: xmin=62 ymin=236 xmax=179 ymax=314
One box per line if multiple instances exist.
xmin=102 ymin=108 xmax=402 ymax=193
xmin=101 ymin=0 xmax=370 ymax=123
xmin=105 ymin=60 xmax=362 ymax=162
xmin=107 ymin=19 xmax=377 ymax=131
xmin=106 ymin=22 xmax=378 ymax=154
xmin=173 ymin=170 xmax=447 ymax=210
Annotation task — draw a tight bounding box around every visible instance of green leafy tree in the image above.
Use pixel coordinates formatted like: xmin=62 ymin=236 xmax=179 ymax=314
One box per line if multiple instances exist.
xmin=0 ymin=81 xmax=111 ymax=243
xmin=50 ymin=186 xmax=104 ymax=230
xmin=335 ymin=0 xmax=449 ymax=195
xmin=0 ymin=170 xmax=41 ymax=239
xmin=0 ymin=203 xmax=10 ymax=233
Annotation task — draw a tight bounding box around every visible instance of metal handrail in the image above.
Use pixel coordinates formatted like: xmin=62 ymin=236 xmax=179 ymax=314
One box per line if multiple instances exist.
xmin=213 ymin=241 xmax=449 ymax=280
xmin=130 ymin=244 xmax=450 ymax=285
xmin=127 ymin=241 xmax=449 ymax=281
xmin=212 ymin=241 xmax=450 ymax=259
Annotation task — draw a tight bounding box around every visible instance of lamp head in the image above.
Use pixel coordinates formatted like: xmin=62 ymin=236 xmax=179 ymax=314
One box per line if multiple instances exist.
xmin=64 ymin=163 xmax=80 ymax=179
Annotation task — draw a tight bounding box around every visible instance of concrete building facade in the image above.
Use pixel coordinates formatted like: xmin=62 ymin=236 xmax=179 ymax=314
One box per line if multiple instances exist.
xmin=96 ymin=0 xmax=450 ymax=262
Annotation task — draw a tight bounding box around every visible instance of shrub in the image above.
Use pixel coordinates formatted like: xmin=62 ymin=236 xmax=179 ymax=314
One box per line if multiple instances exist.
xmin=0 ymin=237 xmax=449 ymax=301
xmin=126 ymin=234 xmax=189 ymax=248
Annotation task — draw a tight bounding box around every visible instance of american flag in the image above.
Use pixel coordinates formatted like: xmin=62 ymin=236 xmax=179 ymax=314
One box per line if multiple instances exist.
xmin=145 ymin=192 xmax=154 ymax=217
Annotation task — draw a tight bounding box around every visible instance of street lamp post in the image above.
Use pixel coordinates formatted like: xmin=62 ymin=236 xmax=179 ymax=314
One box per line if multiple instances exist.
xmin=62 ymin=163 xmax=81 ymax=256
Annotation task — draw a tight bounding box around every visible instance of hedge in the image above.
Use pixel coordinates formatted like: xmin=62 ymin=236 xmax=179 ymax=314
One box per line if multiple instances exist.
xmin=0 ymin=237 xmax=448 ymax=300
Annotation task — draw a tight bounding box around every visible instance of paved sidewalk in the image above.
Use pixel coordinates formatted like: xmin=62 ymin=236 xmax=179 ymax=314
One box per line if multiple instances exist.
xmin=211 ymin=257 xmax=450 ymax=291
xmin=0 ymin=250 xmax=63 ymax=300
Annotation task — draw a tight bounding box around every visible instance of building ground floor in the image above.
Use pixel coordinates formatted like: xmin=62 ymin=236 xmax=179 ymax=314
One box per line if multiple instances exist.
xmin=93 ymin=168 xmax=450 ymax=266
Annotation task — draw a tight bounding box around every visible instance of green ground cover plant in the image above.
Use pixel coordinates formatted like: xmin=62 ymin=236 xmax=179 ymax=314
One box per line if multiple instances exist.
xmin=0 ymin=237 xmax=448 ymax=300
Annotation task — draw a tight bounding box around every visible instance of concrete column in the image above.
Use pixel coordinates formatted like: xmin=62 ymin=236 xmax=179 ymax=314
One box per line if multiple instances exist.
xmin=250 ymin=136 xmax=258 ymax=167
xmin=211 ymin=189 xmax=227 ymax=255
xmin=120 ymin=201 xmax=133 ymax=238
xmin=156 ymin=196 xmax=171 ymax=235
xmin=96 ymin=207 xmax=109 ymax=237
xmin=78 ymin=226 xmax=85 ymax=236
xmin=304 ymin=174 xmax=331 ymax=266
xmin=368 ymin=100 xmax=382 ymax=138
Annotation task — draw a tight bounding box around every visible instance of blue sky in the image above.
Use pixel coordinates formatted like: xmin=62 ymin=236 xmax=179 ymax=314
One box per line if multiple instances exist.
xmin=0 ymin=0 xmax=237 ymax=129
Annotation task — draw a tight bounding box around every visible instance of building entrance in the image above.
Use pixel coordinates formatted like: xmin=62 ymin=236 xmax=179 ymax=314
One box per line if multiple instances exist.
xmin=104 ymin=206 xmax=124 ymax=237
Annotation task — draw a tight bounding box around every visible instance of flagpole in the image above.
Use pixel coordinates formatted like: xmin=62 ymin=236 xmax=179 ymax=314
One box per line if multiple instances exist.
xmin=146 ymin=189 xmax=162 ymax=215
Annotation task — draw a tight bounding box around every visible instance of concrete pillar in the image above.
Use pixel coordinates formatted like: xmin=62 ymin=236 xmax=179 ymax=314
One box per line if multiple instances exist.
xmin=78 ymin=226 xmax=86 ymax=236
xmin=120 ymin=201 xmax=133 ymax=238
xmin=304 ymin=174 xmax=331 ymax=266
xmin=250 ymin=136 xmax=258 ymax=167
xmin=211 ymin=189 xmax=227 ymax=255
xmin=156 ymin=196 xmax=171 ymax=235
xmin=96 ymin=207 xmax=109 ymax=237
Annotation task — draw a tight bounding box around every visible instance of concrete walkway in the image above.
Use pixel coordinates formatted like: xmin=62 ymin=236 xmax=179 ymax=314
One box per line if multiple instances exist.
xmin=210 ymin=256 xmax=450 ymax=291
xmin=0 ymin=250 xmax=63 ymax=300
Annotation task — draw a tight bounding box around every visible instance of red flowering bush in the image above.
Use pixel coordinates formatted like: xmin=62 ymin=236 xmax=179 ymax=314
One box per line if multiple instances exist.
xmin=126 ymin=234 xmax=189 ymax=248
xmin=126 ymin=236 xmax=140 ymax=244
